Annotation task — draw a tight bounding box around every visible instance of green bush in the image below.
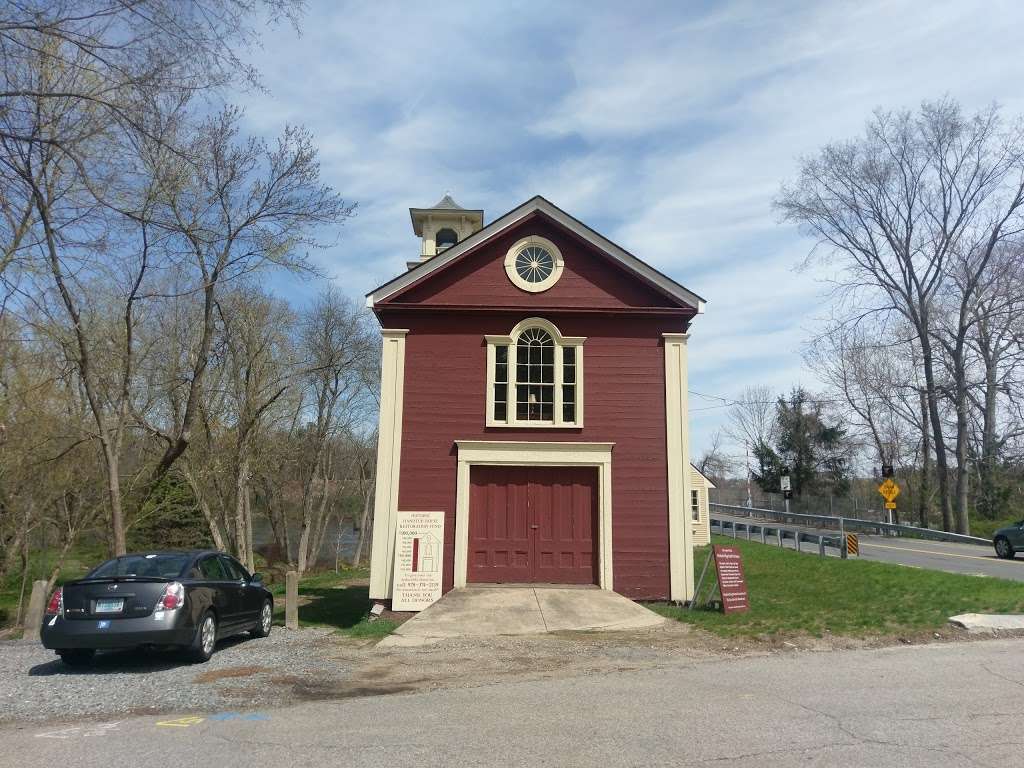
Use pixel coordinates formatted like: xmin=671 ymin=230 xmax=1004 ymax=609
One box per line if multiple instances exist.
xmin=127 ymin=475 xmax=212 ymax=551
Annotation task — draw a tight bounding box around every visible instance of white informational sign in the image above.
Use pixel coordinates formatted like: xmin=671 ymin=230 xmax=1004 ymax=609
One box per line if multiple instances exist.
xmin=391 ymin=511 xmax=445 ymax=611
xmin=780 ymin=475 xmax=791 ymax=492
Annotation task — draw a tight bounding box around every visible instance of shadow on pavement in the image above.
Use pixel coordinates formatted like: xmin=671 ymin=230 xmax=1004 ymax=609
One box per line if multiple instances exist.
xmin=28 ymin=634 xmax=250 ymax=676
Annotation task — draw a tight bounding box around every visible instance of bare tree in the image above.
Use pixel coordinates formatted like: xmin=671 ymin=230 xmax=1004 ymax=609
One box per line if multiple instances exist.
xmin=217 ymin=286 xmax=296 ymax=570
xmin=695 ymin=430 xmax=735 ymax=483
xmin=778 ymin=99 xmax=1024 ymax=533
xmin=726 ymin=385 xmax=777 ymax=451
xmin=142 ymin=109 xmax=354 ymax=514
xmin=293 ymin=289 xmax=375 ymax=574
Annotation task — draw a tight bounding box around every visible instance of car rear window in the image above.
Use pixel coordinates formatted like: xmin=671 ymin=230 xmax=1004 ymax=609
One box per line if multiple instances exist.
xmin=89 ymin=554 xmax=190 ymax=579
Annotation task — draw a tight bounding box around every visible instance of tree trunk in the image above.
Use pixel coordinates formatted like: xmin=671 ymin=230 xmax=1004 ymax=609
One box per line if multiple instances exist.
xmin=309 ymin=467 xmax=333 ymax=572
xmin=919 ymin=333 xmax=952 ymax=531
xmin=45 ymin=537 xmax=75 ymax=595
xmin=182 ymin=465 xmax=227 ymax=550
xmin=978 ymin=355 xmax=1000 ymax=519
xmin=296 ymin=524 xmax=311 ymax=575
xmin=918 ymin=389 xmax=932 ymax=529
xmin=243 ymin=484 xmax=254 ymax=571
xmin=101 ymin=443 xmax=127 ymax=555
xmin=353 ymin=482 xmax=373 ymax=567
xmin=234 ymin=453 xmax=251 ymax=566
xmin=953 ymin=380 xmax=971 ymax=535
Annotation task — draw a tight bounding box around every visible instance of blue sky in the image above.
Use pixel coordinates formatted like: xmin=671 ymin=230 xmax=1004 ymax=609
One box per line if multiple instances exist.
xmin=239 ymin=0 xmax=1024 ymax=462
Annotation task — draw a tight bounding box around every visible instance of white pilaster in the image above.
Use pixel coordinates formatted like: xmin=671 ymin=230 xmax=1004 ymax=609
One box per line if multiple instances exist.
xmin=663 ymin=333 xmax=694 ymax=602
xmin=368 ymin=329 xmax=409 ymax=600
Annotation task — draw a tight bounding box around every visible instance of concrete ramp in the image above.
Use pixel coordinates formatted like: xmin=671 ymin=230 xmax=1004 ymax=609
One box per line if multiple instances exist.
xmin=949 ymin=613 xmax=1024 ymax=633
xmin=378 ymin=585 xmax=665 ymax=647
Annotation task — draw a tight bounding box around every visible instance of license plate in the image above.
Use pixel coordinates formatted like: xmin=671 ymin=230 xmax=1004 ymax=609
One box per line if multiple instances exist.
xmin=95 ymin=598 xmax=124 ymax=613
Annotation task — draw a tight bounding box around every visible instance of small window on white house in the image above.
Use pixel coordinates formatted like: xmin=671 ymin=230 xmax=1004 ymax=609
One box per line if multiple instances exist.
xmin=486 ymin=318 xmax=584 ymax=428
xmin=691 ymin=489 xmax=700 ymax=521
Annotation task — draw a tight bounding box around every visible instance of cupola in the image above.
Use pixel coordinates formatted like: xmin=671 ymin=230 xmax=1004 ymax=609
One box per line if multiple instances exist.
xmin=408 ymin=194 xmax=484 ymax=268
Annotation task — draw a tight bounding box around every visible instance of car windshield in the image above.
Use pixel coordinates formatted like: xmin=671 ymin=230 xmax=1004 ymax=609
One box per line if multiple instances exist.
xmin=88 ymin=554 xmax=190 ymax=579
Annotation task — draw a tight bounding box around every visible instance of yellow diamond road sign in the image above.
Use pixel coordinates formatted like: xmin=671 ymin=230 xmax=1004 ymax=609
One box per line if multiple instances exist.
xmin=878 ymin=478 xmax=900 ymax=503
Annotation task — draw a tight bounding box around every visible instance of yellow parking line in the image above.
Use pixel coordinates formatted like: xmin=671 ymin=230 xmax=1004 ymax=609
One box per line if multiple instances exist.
xmin=156 ymin=716 xmax=205 ymax=728
xmin=860 ymin=541 xmax=1019 ymax=565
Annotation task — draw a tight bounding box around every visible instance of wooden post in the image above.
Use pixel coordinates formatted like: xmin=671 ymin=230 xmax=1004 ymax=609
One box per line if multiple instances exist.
xmin=285 ymin=570 xmax=299 ymax=630
xmin=22 ymin=580 xmax=48 ymax=641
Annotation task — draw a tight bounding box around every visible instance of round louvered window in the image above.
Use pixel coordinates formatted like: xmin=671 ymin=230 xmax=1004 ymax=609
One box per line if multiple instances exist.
xmin=504 ymin=236 xmax=563 ymax=292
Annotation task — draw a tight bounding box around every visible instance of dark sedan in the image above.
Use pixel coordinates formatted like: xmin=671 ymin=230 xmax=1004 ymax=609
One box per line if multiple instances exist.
xmin=993 ymin=521 xmax=1024 ymax=559
xmin=41 ymin=550 xmax=274 ymax=666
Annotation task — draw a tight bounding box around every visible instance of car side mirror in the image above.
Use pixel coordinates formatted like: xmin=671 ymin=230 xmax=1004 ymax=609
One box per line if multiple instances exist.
xmin=251 ymin=572 xmax=264 ymax=584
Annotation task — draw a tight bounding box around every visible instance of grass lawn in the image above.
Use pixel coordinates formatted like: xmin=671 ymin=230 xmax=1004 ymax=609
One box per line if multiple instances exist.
xmin=652 ymin=535 xmax=1024 ymax=639
xmin=269 ymin=567 xmax=398 ymax=638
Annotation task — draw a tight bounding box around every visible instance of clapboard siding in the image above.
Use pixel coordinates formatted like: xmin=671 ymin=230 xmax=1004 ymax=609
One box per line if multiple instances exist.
xmin=380 ymin=310 xmax=683 ymax=599
xmin=690 ymin=467 xmax=714 ymax=546
xmin=384 ymin=214 xmax=683 ymax=312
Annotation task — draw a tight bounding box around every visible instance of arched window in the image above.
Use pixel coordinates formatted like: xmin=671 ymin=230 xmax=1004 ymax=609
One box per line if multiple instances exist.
xmin=436 ymin=228 xmax=458 ymax=251
xmin=516 ymin=327 xmax=554 ymax=421
xmin=486 ymin=319 xmax=584 ymax=427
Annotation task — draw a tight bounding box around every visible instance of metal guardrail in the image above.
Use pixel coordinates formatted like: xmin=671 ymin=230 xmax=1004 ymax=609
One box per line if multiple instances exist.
xmin=710 ymin=502 xmax=990 ymax=547
xmin=710 ymin=516 xmax=844 ymax=558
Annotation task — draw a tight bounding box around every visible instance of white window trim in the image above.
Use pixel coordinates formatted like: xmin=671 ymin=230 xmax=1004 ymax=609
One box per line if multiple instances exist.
xmin=485 ymin=317 xmax=585 ymax=429
xmin=503 ymin=235 xmax=564 ymax=293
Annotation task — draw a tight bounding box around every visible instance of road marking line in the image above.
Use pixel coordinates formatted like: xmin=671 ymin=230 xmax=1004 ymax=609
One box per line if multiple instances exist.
xmin=36 ymin=722 xmax=122 ymax=739
xmin=156 ymin=716 xmax=205 ymax=728
xmin=861 ymin=541 xmax=1019 ymax=565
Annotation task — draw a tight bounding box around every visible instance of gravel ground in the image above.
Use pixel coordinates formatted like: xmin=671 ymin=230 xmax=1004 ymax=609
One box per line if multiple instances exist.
xmin=4 ymin=616 xmax=982 ymax=726
xmin=0 ymin=628 xmax=351 ymax=723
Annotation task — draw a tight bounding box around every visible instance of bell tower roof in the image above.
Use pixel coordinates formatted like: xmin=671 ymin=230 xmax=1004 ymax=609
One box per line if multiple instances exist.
xmin=410 ymin=194 xmax=484 ymax=236
xmin=408 ymin=193 xmax=484 ymax=264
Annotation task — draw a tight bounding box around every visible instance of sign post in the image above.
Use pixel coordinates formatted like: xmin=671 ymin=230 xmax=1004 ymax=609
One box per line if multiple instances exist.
xmin=391 ymin=511 xmax=445 ymax=611
xmin=712 ymin=545 xmax=750 ymax=613
xmin=780 ymin=470 xmax=791 ymax=515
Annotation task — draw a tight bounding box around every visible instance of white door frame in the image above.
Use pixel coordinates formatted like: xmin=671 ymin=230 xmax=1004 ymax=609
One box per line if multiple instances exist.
xmin=453 ymin=440 xmax=614 ymax=590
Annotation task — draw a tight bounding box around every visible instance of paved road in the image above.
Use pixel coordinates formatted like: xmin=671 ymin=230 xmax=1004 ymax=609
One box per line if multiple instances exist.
xmin=3 ymin=639 xmax=1021 ymax=767
xmin=714 ymin=512 xmax=1024 ymax=582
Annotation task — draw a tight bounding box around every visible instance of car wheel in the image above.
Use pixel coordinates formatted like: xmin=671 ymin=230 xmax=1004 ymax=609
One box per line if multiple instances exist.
xmin=251 ymin=600 xmax=272 ymax=639
xmin=190 ymin=611 xmax=218 ymax=663
xmin=58 ymin=649 xmax=95 ymax=667
xmin=995 ymin=537 xmax=1015 ymax=559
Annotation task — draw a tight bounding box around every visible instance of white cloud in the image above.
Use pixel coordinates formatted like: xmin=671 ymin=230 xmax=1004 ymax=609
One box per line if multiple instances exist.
xmin=236 ymin=0 xmax=1024 ymax=460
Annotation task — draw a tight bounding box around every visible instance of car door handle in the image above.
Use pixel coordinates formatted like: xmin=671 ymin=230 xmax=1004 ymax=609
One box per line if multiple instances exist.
xmin=530 ymin=525 xmax=539 ymax=529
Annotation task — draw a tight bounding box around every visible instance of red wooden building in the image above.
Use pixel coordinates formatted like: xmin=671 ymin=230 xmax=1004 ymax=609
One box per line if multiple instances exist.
xmin=367 ymin=195 xmax=705 ymax=603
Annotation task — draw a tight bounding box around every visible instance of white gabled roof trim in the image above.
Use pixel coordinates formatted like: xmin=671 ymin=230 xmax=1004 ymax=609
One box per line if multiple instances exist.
xmin=690 ymin=463 xmax=717 ymax=489
xmin=366 ymin=196 xmax=706 ymax=312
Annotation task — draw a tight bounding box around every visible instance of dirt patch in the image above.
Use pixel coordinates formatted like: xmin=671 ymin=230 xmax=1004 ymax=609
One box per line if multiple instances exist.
xmin=289 ymin=678 xmax=424 ymax=701
xmin=193 ymin=665 xmax=271 ymax=684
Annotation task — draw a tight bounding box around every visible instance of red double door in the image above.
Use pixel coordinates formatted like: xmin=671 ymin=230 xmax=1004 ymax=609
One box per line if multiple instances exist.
xmin=468 ymin=465 xmax=598 ymax=585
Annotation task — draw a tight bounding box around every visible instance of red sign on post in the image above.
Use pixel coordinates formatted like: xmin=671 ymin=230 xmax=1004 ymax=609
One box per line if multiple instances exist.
xmin=712 ymin=545 xmax=750 ymax=613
